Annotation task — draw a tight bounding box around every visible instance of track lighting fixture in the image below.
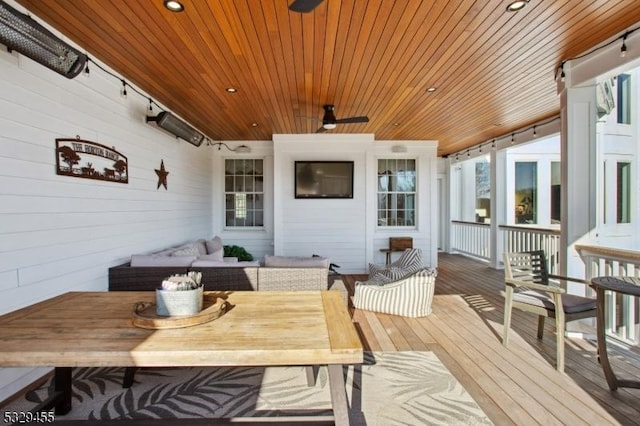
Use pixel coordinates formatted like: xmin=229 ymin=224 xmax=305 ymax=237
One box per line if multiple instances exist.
xmin=558 ymin=27 xmax=639 ymax=85
xmin=0 ymin=0 xmax=87 ymax=78
xmin=450 ymin=117 xmax=559 ymax=161
xmin=83 ymin=62 xmax=90 ymax=77
xmin=148 ymin=98 xmax=153 ymax=112
xmin=120 ymin=80 xmax=127 ymax=98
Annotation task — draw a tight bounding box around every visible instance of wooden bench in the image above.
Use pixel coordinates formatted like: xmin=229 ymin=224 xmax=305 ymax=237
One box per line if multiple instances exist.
xmin=379 ymin=237 xmax=413 ymax=265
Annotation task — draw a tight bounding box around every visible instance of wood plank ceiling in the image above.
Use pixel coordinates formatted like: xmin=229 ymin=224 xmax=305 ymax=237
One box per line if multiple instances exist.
xmin=15 ymin=0 xmax=640 ymax=156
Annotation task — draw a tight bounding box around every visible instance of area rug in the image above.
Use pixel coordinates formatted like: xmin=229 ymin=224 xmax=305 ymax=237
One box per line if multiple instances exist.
xmin=8 ymin=351 xmax=492 ymax=425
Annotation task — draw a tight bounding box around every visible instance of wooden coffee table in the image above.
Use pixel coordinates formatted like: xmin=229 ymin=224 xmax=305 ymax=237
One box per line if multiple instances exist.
xmin=0 ymin=291 xmax=363 ymax=425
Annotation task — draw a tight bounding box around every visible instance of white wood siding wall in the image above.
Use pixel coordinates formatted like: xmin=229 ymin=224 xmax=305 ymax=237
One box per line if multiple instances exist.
xmin=0 ymin=27 xmax=213 ymax=399
xmin=211 ymin=142 xmax=274 ymax=260
xmin=273 ymin=135 xmax=438 ymax=273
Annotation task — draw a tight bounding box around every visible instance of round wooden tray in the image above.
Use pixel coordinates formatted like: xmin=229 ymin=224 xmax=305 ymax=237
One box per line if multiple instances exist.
xmin=131 ymin=295 xmax=229 ymax=329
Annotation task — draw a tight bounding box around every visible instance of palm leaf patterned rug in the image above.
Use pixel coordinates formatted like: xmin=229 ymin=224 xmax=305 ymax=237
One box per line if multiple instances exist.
xmin=9 ymin=351 xmax=492 ymax=425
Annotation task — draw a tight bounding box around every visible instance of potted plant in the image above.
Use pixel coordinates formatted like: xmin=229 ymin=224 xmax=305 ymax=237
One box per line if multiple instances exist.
xmin=156 ymin=271 xmax=203 ymax=316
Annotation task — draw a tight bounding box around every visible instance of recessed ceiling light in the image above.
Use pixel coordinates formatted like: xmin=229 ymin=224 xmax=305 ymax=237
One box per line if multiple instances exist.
xmin=393 ymin=122 xmax=400 ymax=126
xmin=506 ymin=0 xmax=528 ymax=12
xmin=426 ymin=87 xmax=437 ymax=93
xmin=163 ymin=0 xmax=184 ymax=12
xmin=226 ymin=87 xmax=237 ymax=93
xmin=251 ymin=123 xmax=258 ymax=127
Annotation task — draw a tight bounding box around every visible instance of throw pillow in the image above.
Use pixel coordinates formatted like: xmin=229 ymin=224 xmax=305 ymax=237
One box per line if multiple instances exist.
xmin=171 ymin=245 xmax=201 ymax=257
xmin=197 ymin=253 xmax=225 ymax=262
xmin=194 ymin=239 xmax=208 ymax=256
xmin=206 ymin=236 xmax=224 ymax=260
xmin=356 ymin=273 xmax=394 ymax=286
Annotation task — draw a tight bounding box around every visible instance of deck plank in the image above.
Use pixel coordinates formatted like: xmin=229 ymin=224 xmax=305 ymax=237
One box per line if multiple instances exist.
xmin=343 ymin=253 xmax=640 ymax=426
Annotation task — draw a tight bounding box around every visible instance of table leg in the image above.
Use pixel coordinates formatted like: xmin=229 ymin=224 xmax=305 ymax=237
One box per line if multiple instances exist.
xmin=54 ymin=367 xmax=73 ymax=415
xmin=305 ymin=365 xmax=318 ymax=386
xmin=597 ymin=288 xmax=640 ymax=391
xmin=327 ymin=364 xmax=350 ymax=426
xmin=596 ymin=288 xmax=620 ymax=390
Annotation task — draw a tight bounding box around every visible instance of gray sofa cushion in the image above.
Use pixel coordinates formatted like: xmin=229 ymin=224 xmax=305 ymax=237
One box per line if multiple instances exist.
xmin=171 ymin=244 xmax=201 ymax=257
xmin=191 ymin=260 xmax=260 ymax=267
xmin=205 ymin=236 xmax=224 ymax=260
xmin=194 ymin=239 xmax=208 ymax=256
xmin=264 ymin=255 xmax=329 ymax=268
xmin=130 ymin=254 xmax=197 ymax=267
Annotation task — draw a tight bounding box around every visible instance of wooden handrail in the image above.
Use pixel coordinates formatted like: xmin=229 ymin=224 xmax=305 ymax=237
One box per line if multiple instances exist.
xmin=575 ymin=244 xmax=640 ymax=263
xmin=499 ymin=224 xmax=560 ymax=235
xmin=451 ymin=220 xmax=489 ymax=227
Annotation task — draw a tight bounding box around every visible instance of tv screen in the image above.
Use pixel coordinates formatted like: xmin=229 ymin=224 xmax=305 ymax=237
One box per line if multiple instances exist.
xmin=295 ymin=161 xmax=354 ymax=199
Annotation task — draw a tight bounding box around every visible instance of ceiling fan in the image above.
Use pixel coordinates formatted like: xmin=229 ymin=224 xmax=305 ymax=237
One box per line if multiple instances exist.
xmin=288 ymin=0 xmax=324 ymax=13
xmin=314 ymin=105 xmax=369 ymax=133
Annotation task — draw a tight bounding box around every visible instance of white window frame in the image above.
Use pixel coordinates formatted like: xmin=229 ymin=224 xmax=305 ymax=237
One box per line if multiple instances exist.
xmin=224 ymin=158 xmax=264 ymax=228
xmin=376 ymin=158 xmax=417 ymax=228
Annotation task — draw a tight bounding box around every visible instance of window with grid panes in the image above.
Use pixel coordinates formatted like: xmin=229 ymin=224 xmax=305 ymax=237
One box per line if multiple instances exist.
xmin=224 ymin=159 xmax=264 ymax=227
xmin=377 ymin=159 xmax=416 ymax=227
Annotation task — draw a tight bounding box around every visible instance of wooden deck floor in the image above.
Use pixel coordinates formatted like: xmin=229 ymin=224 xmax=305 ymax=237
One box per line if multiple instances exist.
xmin=343 ymin=252 xmax=640 ymax=426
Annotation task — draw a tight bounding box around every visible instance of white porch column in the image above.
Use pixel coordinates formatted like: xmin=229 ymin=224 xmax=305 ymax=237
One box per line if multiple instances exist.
xmin=489 ymin=148 xmax=506 ymax=268
xmin=559 ymin=85 xmax=598 ymax=281
xmin=558 ymin=27 xmax=640 ymax=282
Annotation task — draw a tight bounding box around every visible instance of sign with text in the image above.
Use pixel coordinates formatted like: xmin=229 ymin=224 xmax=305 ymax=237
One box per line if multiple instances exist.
xmin=56 ymin=138 xmax=128 ymax=184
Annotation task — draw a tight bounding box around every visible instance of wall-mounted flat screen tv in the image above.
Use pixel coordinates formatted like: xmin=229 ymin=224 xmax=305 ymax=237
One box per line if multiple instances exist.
xmin=295 ymin=161 xmax=354 ymax=199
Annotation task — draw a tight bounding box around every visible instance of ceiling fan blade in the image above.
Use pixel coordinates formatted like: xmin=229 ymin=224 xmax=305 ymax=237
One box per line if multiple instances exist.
xmin=288 ymin=0 xmax=324 ymax=13
xmin=335 ymin=116 xmax=369 ymax=124
xmin=315 ymin=126 xmax=328 ymax=133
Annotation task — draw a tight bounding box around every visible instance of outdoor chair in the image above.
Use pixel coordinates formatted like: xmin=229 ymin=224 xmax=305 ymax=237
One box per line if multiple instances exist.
xmin=502 ymin=250 xmax=597 ymax=372
xmin=354 ymin=268 xmax=437 ymax=317
xmin=369 ymin=248 xmax=424 ymax=281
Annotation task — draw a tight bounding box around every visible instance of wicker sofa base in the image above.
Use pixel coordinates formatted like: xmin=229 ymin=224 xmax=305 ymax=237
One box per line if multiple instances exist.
xmin=108 ymin=263 xmax=347 ymax=303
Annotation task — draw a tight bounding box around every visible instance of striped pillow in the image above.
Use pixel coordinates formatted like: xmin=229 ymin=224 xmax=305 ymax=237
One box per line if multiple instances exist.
xmin=369 ymin=249 xmax=424 ymax=280
xmin=353 ymin=268 xmax=437 ymax=317
xmin=396 ymin=248 xmax=423 ymax=267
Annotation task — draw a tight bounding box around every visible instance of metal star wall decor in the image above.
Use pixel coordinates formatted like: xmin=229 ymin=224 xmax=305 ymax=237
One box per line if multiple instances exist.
xmin=155 ymin=159 xmax=169 ymax=190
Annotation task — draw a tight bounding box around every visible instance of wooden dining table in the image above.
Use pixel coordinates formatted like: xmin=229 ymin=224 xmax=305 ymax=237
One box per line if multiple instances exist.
xmin=590 ymin=276 xmax=640 ymax=391
xmin=0 ymin=290 xmax=363 ymax=425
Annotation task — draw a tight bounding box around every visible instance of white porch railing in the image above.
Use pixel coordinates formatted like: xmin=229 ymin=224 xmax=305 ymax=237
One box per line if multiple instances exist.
xmin=450 ymin=222 xmax=561 ymax=272
xmin=576 ymin=245 xmax=640 ymax=345
xmin=500 ymin=225 xmax=561 ymax=274
xmin=450 ymin=220 xmax=490 ymax=261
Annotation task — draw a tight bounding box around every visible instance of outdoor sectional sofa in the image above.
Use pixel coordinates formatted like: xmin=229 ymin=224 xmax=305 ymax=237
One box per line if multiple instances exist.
xmin=108 ymin=237 xmax=348 ymax=303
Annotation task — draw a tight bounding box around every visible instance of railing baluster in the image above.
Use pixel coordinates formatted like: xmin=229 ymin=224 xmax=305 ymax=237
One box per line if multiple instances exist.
xmin=576 ymin=245 xmax=640 ymax=346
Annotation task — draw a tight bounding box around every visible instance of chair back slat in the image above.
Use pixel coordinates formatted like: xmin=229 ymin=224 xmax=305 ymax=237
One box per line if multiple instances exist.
xmin=504 ymin=250 xmax=550 ymax=286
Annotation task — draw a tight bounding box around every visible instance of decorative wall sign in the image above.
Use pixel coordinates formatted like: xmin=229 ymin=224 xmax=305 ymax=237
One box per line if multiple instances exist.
xmin=56 ymin=138 xmax=128 ymax=184
xmin=155 ymin=159 xmax=169 ymax=190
